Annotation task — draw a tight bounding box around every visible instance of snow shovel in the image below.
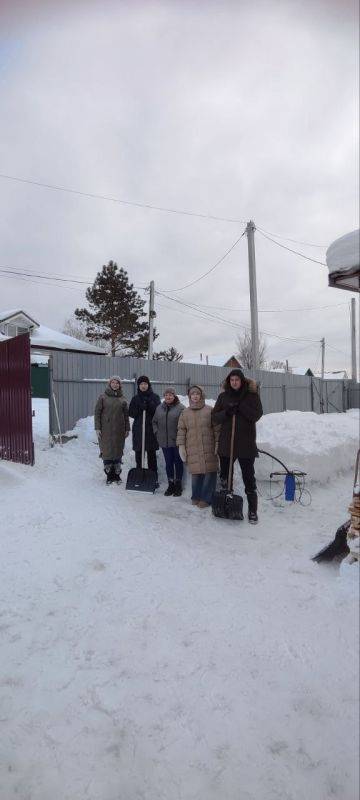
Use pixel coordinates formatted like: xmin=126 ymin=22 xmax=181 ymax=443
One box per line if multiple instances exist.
xmin=312 ymin=450 xmax=360 ymax=562
xmin=126 ymin=410 xmax=157 ymax=493
xmin=212 ymin=414 xmax=244 ymax=520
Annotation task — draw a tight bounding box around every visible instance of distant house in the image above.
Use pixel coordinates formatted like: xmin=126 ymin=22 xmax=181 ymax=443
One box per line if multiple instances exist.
xmin=223 ymin=355 xmax=242 ymax=369
xmin=0 ymin=309 xmax=105 ymax=356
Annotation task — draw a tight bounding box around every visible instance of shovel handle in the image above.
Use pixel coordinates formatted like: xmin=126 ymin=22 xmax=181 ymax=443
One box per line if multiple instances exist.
xmin=228 ymin=414 xmax=236 ymax=491
xmin=354 ymin=448 xmax=360 ymax=488
xmin=141 ymin=409 xmax=146 ymax=469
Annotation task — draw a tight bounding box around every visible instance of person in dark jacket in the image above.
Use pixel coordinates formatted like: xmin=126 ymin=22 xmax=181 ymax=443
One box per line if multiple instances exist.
xmin=212 ymin=369 xmax=263 ymax=523
xmin=94 ymin=376 xmax=130 ymax=483
xmin=129 ymin=376 xmax=161 ymax=481
xmin=152 ymin=388 xmax=185 ymax=496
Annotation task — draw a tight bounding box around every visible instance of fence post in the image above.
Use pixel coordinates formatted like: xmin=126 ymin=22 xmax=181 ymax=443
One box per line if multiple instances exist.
xmin=325 ymin=381 xmax=328 ymax=413
xmin=310 ymin=378 xmax=314 ymax=412
xmin=132 ymin=373 xmax=137 ymax=396
xmin=282 ymin=384 xmax=287 ymax=411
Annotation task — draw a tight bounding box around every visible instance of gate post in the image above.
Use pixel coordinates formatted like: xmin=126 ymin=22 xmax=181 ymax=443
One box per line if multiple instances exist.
xmin=282 ymin=384 xmax=287 ymax=411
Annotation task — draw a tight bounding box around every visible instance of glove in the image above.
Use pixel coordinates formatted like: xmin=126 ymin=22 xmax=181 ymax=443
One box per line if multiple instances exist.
xmin=225 ymin=404 xmax=238 ymax=417
xmin=179 ymin=445 xmax=187 ymax=463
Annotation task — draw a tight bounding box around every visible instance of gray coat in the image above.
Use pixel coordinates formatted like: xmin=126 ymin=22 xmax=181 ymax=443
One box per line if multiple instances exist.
xmin=152 ymin=400 xmax=185 ymax=448
xmin=94 ymin=386 xmax=130 ymax=460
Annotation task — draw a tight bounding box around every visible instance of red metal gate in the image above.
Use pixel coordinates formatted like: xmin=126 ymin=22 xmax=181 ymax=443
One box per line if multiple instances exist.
xmin=0 ymin=333 xmax=34 ymax=465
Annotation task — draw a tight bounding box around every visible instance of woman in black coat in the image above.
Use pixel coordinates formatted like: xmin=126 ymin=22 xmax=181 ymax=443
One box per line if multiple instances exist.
xmin=212 ymin=369 xmax=263 ymax=523
xmin=129 ymin=376 xmax=161 ymax=480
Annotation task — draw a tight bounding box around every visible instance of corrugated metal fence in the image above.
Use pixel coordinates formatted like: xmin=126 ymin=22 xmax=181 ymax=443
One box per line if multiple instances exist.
xmin=49 ymin=351 xmax=360 ymax=436
xmin=0 ymin=333 xmax=34 ymax=465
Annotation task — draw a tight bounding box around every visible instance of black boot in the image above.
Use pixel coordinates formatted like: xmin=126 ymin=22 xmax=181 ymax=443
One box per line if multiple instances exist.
xmin=247 ymin=492 xmax=258 ymax=524
xmin=173 ymin=480 xmax=182 ymax=497
xmin=164 ymin=481 xmax=175 ymax=496
xmin=105 ymin=465 xmax=116 ymax=484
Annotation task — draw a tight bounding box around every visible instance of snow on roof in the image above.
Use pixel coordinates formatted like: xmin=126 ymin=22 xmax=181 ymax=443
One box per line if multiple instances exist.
xmin=30 ymin=325 xmax=106 ymax=354
xmin=0 ymin=309 xmax=39 ymax=326
xmin=326 ymin=230 xmax=360 ymax=273
xmin=326 ymin=230 xmax=360 ymax=292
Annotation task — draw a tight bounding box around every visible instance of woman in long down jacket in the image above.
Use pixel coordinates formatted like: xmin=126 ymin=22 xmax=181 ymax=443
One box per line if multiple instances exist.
xmin=128 ymin=376 xmax=161 ymax=482
xmin=152 ymin=387 xmax=185 ymax=496
xmin=176 ymin=385 xmax=220 ymax=508
xmin=212 ymin=369 xmax=263 ymax=523
xmin=94 ymin=376 xmax=130 ymax=483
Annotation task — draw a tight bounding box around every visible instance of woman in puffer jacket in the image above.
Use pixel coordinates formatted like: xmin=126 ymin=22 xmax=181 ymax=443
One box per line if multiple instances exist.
xmin=94 ymin=376 xmax=130 ymax=483
xmin=176 ymin=385 xmax=220 ymax=508
xmin=152 ymin=387 xmax=185 ymax=496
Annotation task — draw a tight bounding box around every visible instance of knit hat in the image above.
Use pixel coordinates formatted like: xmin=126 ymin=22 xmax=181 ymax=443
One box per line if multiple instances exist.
xmin=109 ymin=375 xmax=122 ymax=385
xmin=164 ymin=386 xmax=176 ymax=396
xmin=137 ymin=375 xmax=150 ymax=386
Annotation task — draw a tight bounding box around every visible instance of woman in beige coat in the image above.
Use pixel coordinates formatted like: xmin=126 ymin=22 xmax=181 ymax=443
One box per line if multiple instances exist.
xmin=176 ymin=385 xmax=219 ymax=508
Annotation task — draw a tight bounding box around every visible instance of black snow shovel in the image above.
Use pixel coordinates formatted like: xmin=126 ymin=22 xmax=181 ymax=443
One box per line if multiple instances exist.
xmin=212 ymin=414 xmax=244 ymax=520
xmin=126 ymin=409 xmax=157 ymax=493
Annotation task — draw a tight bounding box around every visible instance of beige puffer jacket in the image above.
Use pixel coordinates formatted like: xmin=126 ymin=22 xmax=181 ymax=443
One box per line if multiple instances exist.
xmin=176 ymin=403 xmax=219 ymax=475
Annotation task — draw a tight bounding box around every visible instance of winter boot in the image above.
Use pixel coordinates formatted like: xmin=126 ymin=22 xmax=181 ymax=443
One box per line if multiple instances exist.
xmin=173 ymin=480 xmax=183 ymax=497
xmin=105 ymin=465 xmax=116 ymax=484
xmin=113 ymin=465 xmax=122 ymax=483
xmin=247 ymin=492 xmax=258 ymax=524
xmin=164 ymin=481 xmax=175 ymax=496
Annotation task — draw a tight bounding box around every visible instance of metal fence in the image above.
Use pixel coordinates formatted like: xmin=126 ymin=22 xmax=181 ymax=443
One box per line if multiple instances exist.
xmin=48 ymin=351 xmax=360 ymax=437
xmin=0 ymin=333 xmax=34 ymax=465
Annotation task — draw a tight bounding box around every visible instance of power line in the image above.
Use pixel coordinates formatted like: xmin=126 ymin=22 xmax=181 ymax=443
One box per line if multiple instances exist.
xmin=256 ymin=225 xmax=327 ymax=249
xmin=0 ymin=173 xmax=246 ymax=224
xmin=0 ymin=265 xmax=147 ymax=292
xmin=181 ymin=300 xmax=348 ymax=314
xmin=156 ymin=290 xmax=321 ymax=344
xmin=256 ymin=229 xmax=327 ymax=266
xmin=158 ymin=228 xmax=246 ymax=292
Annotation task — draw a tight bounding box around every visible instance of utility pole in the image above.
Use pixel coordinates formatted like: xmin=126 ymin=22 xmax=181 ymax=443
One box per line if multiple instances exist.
xmin=148 ymin=280 xmax=155 ymax=360
xmin=246 ymin=220 xmax=259 ymax=378
xmin=351 ymin=298 xmax=357 ymax=381
xmin=320 ymin=337 xmax=325 ymax=413
xmin=320 ymin=337 xmax=325 ymax=379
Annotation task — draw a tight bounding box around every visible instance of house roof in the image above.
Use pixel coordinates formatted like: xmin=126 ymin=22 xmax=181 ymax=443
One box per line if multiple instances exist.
xmin=0 ymin=308 xmax=106 ymax=354
xmin=30 ymin=325 xmax=106 ymax=354
xmin=0 ymin=309 xmax=40 ymax=326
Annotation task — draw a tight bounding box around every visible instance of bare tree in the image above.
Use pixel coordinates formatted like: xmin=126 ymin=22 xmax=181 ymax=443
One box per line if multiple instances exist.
xmin=63 ymin=315 xmax=90 ymax=342
xmin=236 ymin=331 xmax=267 ymax=369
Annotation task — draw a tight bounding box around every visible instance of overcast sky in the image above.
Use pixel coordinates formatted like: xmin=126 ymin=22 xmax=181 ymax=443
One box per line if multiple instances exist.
xmin=0 ymin=0 xmax=358 ymax=371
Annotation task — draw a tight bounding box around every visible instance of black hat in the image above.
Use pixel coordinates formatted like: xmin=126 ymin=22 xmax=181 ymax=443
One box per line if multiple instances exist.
xmin=228 ymin=368 xmax=245 ymax=381
xmin=137 ymin=375 xmax=151 ymax=389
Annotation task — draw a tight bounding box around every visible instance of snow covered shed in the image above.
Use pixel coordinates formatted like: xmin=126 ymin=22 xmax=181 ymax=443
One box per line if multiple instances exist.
xmin=326 ymin=229 xmax=360 ymax=292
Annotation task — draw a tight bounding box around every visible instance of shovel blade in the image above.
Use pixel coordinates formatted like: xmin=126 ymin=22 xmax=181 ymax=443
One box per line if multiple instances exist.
xmin=212 ymin=491 xmax=244 ymax=520
xmin=126 ymin=467 xmax=157 ymax=494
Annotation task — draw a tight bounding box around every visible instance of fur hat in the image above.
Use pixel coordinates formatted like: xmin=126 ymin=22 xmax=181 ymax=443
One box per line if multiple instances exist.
xmin=137 ymin=375 xmax=152 ymax=391
xmin=188 ymin=385 xmax=205 ymax=398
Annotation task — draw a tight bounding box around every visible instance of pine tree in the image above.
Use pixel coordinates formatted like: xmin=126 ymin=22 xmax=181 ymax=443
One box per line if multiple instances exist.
xmin=75 ymin=261 xmax=157 ymax=356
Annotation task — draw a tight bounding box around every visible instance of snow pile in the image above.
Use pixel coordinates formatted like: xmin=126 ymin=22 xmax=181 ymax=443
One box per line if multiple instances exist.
xmin=256 ymin=409 xmax=359 ymax=484
xmin=326 ymin=228 xmax=360 ymax=274
xmin=1 ymin=400 xmax=358 ymax=800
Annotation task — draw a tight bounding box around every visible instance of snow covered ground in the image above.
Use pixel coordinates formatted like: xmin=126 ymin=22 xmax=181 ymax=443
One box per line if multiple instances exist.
xmin=1 ymin=400 xmax=359 ymax=800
